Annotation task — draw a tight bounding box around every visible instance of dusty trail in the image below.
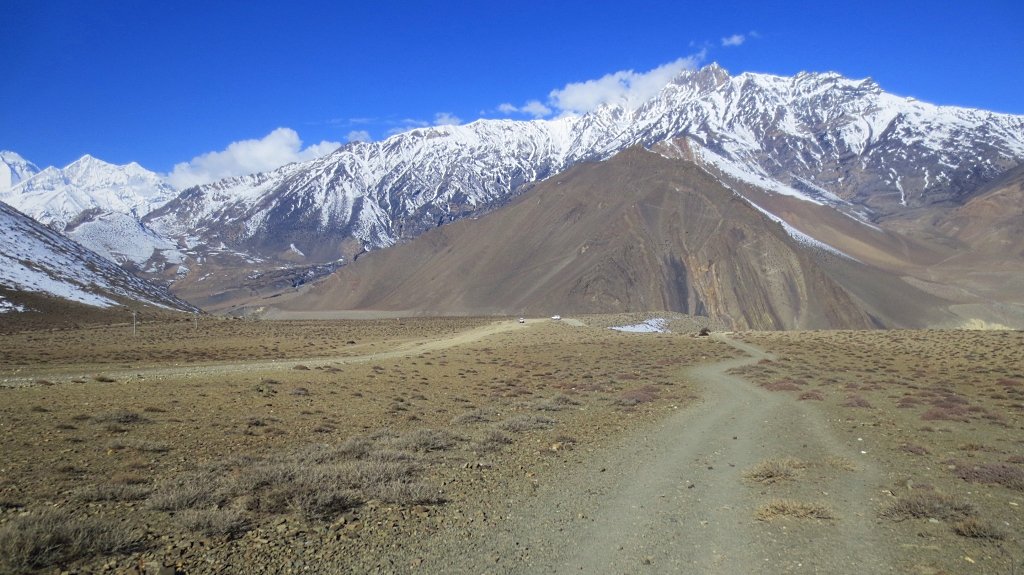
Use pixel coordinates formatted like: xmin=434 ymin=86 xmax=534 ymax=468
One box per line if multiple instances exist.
xmin=0 ymin=319 xmax=531 ymax=387
xmin=413 ymin=334 xmax=893 ymax=574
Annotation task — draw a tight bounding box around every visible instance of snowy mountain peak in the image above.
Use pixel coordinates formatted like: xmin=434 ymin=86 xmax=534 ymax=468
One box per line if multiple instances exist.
xmin=0 ymin=153 xmax=177 ymax=229
xmin=0 ymin=150 xmax=41 ymax=192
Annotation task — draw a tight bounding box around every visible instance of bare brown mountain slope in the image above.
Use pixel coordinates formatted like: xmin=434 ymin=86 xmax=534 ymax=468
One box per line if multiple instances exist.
xmin=274 ymin=148 xmax=952 ymax=330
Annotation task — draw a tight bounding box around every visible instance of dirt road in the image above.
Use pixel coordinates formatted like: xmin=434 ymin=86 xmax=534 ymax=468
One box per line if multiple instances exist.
xmin=407 ymin=334 xmax=894 ymax=574
xmin=0 ymin=319 xmax=533 ymax=388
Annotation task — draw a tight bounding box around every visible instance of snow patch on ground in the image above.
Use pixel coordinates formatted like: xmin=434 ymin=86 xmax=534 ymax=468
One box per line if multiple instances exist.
xmin=0 ymin=295 xmax=27 ymax=313
xmin=610 ymin=318 xmax=671 ymax=333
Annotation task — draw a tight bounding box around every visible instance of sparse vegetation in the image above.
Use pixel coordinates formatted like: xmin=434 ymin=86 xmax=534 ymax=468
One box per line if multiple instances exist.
xmin=743 ymin=457 xmax=810 ymax=484
xmin=0 ymin=507 xmax=143 ymax=572
xmin=755 ymin=499 xmax=834 ymax=521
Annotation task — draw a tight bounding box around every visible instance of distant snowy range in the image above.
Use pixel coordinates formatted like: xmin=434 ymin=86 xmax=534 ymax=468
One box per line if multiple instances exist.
xmin=2 ymin=63 xmax=1024 ymax=311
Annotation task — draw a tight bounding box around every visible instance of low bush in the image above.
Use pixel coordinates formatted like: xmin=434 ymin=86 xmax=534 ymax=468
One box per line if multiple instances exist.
xmin=879 ymin=493 xmax=976 ymax=521
xmin=755 ymin=499 xmax=834 ymax=521
xmin=0 ymin=507 xmax=143 ymax=572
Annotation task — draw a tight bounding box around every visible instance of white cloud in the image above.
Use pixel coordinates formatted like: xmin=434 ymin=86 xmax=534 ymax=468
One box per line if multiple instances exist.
xmin=721 ymin=34 xmax=745 ymax=47
xmin=346 ymin=130 xmax=372 ymax=143
xmin=497 ymin=103 xmax=518 ymax=114
xmin=166 ymin=128 xmax=340 ymax=189
xmin=548 ymin=53 xmax=706 ymax=115
xmin=521 ymin=100 xmax=552 ymax=118
xmin=433 ymin=112 xmax=462 ymax=126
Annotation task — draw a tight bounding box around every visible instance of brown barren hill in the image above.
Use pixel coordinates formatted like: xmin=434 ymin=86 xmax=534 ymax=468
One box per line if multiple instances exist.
xmin=276 ymin=148 xmax=893 ymax=330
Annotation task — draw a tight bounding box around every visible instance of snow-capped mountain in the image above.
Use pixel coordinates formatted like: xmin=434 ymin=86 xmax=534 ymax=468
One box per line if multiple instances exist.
xmin=0 ymin=154 xmax=177 ymax=230
xmin=0 ymin=201 xmax=196 ymax=311
xmin=146 ymin=64 xmax=1024 ymax=265
xmin=0 ymin=151 xmax=40 ymax=192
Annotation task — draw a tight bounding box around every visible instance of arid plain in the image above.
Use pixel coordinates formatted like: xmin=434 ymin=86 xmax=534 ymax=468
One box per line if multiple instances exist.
xmin=2 ymin=315 xmax=1023 ymax=574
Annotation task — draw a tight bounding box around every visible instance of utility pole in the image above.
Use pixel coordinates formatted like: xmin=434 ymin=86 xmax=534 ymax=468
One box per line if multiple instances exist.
xmin=132 ymin=311 xmax=137 ymax=336
xmin=194 ymin=311 xmax=198 ymax=330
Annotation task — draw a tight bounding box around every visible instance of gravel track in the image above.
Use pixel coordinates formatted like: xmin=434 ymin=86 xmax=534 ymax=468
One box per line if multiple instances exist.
xmin=399 ymin=333 xmax=894 ymax=574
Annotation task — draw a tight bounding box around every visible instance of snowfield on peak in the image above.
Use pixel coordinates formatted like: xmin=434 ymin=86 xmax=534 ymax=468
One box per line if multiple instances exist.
xmin=0 ymin=150 xmax=41 ymax=193
xmin=0 ymin=154 xmax=177 ymax=230
xmin=145 ymin=64 xmax=1024 ymax=265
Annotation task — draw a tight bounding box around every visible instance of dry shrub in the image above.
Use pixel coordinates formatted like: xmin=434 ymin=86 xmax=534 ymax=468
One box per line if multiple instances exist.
xmin=452 ymin=408 xmax=495 ymax=425
xmin=825 ymin=456 xmax=857 ymax=471
xmin=1006 ymin=455 xmax=1024 ymax=464
xmin=951 ymin=461 xmax=1024 ymax=490
xmin=368 ymin=481 xmax=443 ymax=505
xmin=840 ymin=396 xmax=872 ymax=408
xmin=292 ymin=365 xmax=310 ymax=370
xmin=957 ymin=442 xmax=990 ymax=452
xmin=614 ymin=389 xmax=658 ymax=406
xmin=998 ymin=379 xmax=1023 ymax=387
xmin=920 ymin=407 xmax=970 ymax=422
xmin=761 ymin=380 xmax=801 ymax=392
xmin=178 ymin=509 xmax=250 ymax=538
xmin=390 ymin=428 xmax=456 ymax=452
xmin=77 ymin=484 xmax=151 ymax=502
xmin=142 ymin=406 xmax=167 ymax=413
xmin=147 ymin=481 xmax=222 ymax=511
xmin=900 ymin=444 xmax=930 ymax=456
xmin=798 ymin=390 xmax=824 ymax=401
xmin=106 ymin=438 xmax=169 ymax=453
xmin=289 ymin=387 xmax=310 ymax=396
xmin=755 ymin=499 xmax=834 ymax=521
xmin=897 ymin=397 xmax=922 ymax=408
xmin=92 ymin=375 xmax=116 ymax=382
xmin=0 ymin=507 xmax=143 ymax=572
xmin=497 ymin=415 xmax=556 ymax=432
xmin=535 ymin=395 xmax=581 ymax=411
xmin=952 ymin=517 xmax=1006 ymax=539
xmin=471 ymin=429 xmax=513 ymax=452
xmin=880 ymin=493 xmax=976 ymax=521
xmin=89 ymin=410 xmax=149 ymax=425
xmin=743 ymin=457 xmax=809 ymax=484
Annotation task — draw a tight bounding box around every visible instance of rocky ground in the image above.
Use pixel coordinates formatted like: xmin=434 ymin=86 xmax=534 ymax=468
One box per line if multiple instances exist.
xmin=2 ymin=318 xmax=1023 ymax=574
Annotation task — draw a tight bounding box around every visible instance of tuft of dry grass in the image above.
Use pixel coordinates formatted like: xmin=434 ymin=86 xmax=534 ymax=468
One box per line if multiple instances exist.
xmin=106 ymin=438 xmax=170 ymax=453
xmin=798 ymin=390 xmax=824 ymax=401
xmin=0 ymin=507 xmax=143 ymax=572
xmin=177 ymin=509 xmax=250 ymax=538
xmin=89 ymin=410 xmax=150 ymax=425
xmin=825 ymin=456 xmax=857 ymax=471
xmin=879 ymin=492 xmax=977 ymax=521
xmin=755 ymin=499 xmax=835 ymax=521
xmin=452 ymin=408 xmax=495 ymax=425
xmin=951 ymin=461 xmax=1024 ymax=490
xmin=951 ymin=517 xmax=1006 ymax=539
xmin=900 ymin=444 xmax=930 ymax=456
xmin=389 ymin=428 xmax=457 ymax=453
xmin=840 ymin=396 xmax=872 ymax=408
xmin=76 ymin=483 xmax=152 ymax=502
xmin=496 ymin=415 xmax=556 ymax=432
xmin=743 ymin=457 xmax=810 ymax=484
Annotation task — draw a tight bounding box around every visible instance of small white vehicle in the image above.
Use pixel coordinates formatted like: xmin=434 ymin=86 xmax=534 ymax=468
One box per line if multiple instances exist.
xmin=551 ymin=315 xmax=561 ymax=320
xmin=519 ymin=317 xmax=525 ymax=324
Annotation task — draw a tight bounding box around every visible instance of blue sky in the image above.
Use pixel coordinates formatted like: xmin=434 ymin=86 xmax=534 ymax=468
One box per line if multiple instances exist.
xmin=1 ymin=0 xmax=1021 ymax=184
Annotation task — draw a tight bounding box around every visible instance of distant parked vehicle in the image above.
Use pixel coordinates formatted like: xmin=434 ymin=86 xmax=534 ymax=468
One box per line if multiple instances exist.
xmin=519 ymin=317 xmax=525 ymax=324
xmin=551 ymin=315 xmax=561 ymax=320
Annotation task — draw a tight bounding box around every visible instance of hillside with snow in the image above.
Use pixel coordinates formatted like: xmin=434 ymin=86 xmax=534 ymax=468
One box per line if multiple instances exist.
xmin=0 ymin=201 xmax=195 ymax=312
xmin=146 ymin=64 xmax=1024 ymax=267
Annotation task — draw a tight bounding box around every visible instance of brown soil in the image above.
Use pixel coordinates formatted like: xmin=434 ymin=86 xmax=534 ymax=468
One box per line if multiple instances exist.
xmin=2 ymin=319 xmax=1023 ymax=574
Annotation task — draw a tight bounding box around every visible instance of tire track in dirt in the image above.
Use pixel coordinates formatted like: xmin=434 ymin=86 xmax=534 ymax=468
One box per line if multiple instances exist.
xmin=412 ymin=333 xmax=894 ymax=574
xmin=0 ymin=320 xmax=533 ymax=388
